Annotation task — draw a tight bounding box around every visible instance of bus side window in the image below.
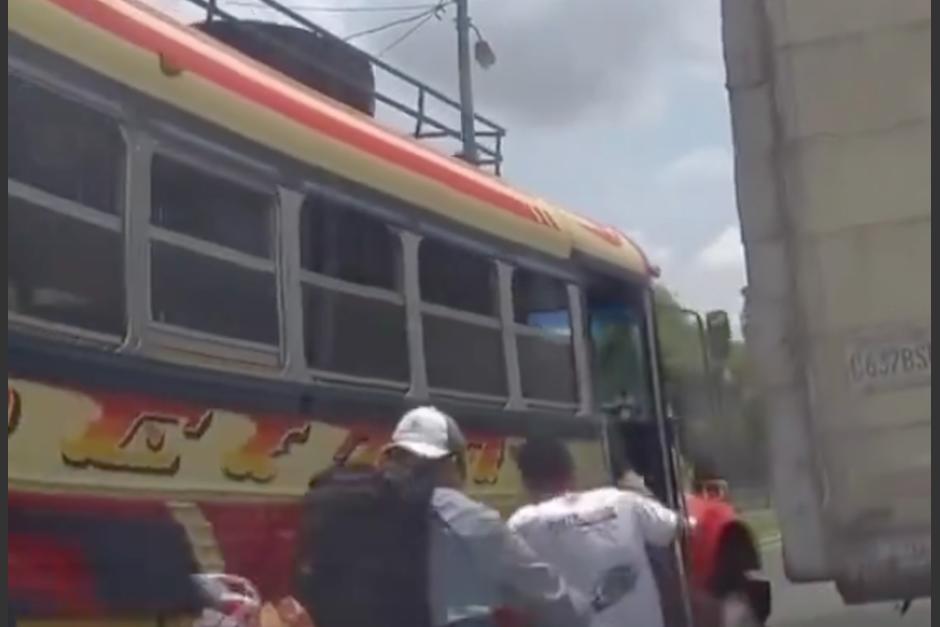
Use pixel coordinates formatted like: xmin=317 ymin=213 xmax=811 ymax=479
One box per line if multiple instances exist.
xmin=419 ymin=239 xmax=506 ymax=398
xmin=8 ymin=73 xmax=126 ymax=337
xmin=149 ymin=155 xmax=279 ymax=346
xmin=511 ymin=269 xmax=577 ymax=405
xmin=299 ymin=193 xmax=408 ymax=384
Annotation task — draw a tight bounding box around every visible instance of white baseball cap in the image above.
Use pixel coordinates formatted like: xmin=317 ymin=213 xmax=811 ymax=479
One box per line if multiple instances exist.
xmin=386 ymin=406 xmax=467 ymax=460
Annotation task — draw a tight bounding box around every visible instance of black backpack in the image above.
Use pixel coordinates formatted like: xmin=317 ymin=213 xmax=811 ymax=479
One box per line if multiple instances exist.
xmin=293 ymin=463 xmax=435 ymax=627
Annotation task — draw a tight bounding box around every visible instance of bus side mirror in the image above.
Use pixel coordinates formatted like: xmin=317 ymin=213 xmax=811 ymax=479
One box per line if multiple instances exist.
xmin=705 ymin=310 xmax=731 ymax=365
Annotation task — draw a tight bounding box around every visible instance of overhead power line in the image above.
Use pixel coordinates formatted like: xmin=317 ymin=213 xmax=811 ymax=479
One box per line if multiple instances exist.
xmin=343 ymin=0 xmax=451 ymax=42
xmin=376 ymin=10 xmax=436 ymax=57
xmin=222 ymin=1 xmax=443 ymax=14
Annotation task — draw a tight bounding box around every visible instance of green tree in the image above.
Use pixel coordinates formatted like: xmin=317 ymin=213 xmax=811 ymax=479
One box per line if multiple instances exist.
xmin=725 ymin=340 xmax=769 ymax=487
xmin=653 ymin=287 xmax=714 ymax=433
xmin=654 ymin=287 xmax=708 ymax=380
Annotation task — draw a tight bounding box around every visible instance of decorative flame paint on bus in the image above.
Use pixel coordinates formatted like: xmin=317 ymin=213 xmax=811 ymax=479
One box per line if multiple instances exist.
xmin=7 ymin=378 xmax=546 ymax=498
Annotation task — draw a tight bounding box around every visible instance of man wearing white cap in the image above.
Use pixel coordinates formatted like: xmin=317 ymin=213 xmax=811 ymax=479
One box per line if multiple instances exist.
xmin=382 ymin=406 xmax=591 ymax=627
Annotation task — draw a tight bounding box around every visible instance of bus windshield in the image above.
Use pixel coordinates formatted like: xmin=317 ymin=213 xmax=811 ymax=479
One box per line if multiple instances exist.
xmin=525 ymin=292 xmax=652 ymax=420
xmin=589 ymin=302 xmax=652 ymax=422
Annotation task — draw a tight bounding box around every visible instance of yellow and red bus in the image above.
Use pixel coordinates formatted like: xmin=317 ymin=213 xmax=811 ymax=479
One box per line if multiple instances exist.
xmin=7 ymin=1 xmax=767 ymax=625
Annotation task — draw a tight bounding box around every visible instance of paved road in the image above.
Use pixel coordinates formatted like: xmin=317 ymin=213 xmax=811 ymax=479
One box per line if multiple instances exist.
xmin=762 ymin=543 xmax=931 ymax=627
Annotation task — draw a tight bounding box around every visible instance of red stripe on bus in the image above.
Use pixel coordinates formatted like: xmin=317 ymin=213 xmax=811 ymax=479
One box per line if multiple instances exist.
xmin=199 ymin=501 xmax=302 ymax=599
xmin=9 ymin=533 xmax=102 ymax=616
xmin=46 ymin=0 xmax=545 ymax=227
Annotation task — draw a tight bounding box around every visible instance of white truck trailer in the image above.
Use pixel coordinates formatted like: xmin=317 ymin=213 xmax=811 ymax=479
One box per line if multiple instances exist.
xmin=721 ymin=0 xmax=931 ymax=604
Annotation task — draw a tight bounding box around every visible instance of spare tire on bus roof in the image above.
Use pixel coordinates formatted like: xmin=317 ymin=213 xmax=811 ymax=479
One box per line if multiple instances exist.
xmin=193 ymin=19 xmax=377 ymax=117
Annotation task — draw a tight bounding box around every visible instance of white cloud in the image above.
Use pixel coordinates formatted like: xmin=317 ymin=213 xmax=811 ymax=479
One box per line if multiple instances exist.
xmin=626 ymin=228 xmax=745 ymax=337
xmin=639 ymin=147 xmax=741 ymax=325
xmin=666 ymin=265 xmax=747 ymax=337
xmin=629 ymin=230 xmax=675 ymax=273
xmin=148 ymin=0 xmax=727 ymax=134
xmin=672 ymin=0 xmax=726 ymax=82
xmin=262 ymin=0 xmax=726 ymax=130
xmin=661 ymin=224 xmax=747 ymax=336
xmin=150 ymin=0 xmax=201 ymax=21
xmin=632 ymin=227 xmax=746 ymax=339
xmin=378 ymin=0 xmax=671 ymax=127
xmin=658 ymin=146 xmax=733 ymax=188
xmin=698 ymin=224 xmax=745 ymax=269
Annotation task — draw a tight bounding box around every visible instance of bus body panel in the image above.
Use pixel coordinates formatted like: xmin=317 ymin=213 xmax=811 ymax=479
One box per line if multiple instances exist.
xmin=9 ymin=371 xmax=736 ymax=625
xmin=9 ymin=376 xmax=610 ymax=512
xmin=8 ymin=369 xmax=611 ymax=619
xmin=7 ymin=2 xmax=738 ymax=625
xmin=722 ymin=0 xmax=931 ymax=602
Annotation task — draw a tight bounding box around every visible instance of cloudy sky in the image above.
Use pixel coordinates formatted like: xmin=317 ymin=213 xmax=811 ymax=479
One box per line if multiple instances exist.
xmin=158 ymin=0 xmax=748 ymax=330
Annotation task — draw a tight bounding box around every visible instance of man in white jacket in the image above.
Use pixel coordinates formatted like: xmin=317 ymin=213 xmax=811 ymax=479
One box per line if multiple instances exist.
xmin=508 ymin=437 xmax=680 ymax=627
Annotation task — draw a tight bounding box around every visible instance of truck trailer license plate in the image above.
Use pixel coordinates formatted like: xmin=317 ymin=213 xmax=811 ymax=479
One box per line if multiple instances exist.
xmin=845 ymin=328 xmax=931 ymax=394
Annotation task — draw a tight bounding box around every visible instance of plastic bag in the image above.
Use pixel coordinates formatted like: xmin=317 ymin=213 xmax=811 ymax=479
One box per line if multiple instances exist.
xmin=261 ymin=597 xmax=316 ymax=627
xmin=191 ymin=574 xmax=262 ymax=627
xmin=190 ymin=574 xmax=315 ymax=627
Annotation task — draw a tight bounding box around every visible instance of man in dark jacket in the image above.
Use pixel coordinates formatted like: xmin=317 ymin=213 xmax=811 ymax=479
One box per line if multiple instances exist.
xmin=382 ymin=407 xmax=591 ymax=627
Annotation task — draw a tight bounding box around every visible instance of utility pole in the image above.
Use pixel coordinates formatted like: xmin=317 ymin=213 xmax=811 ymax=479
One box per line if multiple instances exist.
xmin=455 ymin=0 xmax=479 ymax=164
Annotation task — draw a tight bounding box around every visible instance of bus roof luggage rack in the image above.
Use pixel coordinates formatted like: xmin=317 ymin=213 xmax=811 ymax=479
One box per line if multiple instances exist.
xmin=179 ymin=0 xmax=506 ymax=175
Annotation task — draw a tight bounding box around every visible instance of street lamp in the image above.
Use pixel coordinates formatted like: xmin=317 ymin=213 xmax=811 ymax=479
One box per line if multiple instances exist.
xmin=471 ymin=24 xmax=496 ymax=69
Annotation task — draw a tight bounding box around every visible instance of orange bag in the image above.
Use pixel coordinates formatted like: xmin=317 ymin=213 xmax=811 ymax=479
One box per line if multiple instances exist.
xmin=259 ymin=597 xmax=316 ymax=627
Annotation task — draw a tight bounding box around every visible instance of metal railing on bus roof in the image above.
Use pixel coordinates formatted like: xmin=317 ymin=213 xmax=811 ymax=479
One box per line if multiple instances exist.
xmin=163 ymin=0 xmax=506 ymax=175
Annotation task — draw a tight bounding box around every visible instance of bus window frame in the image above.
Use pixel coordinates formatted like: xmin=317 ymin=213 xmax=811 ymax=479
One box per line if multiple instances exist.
xmin=506 ymin=268 xmax=585 ymax=413
xmin=148 ymin=117 xmax=281 ymax=183
xmin=586 ymin=297 xmax=653 ymax=420
xmin=141 ymin=134 xmax=285 ymax=367
xmin=8 ymin=43 xmax=602 ymax=416
xmin=283 ymin=180 xmax=422 ymax=393
xmin=643 ymin=287 xmax=696 ymax=625
xmin=642 ymin=288 xmax=683 ymax=509
xmin=420 ymin=262 xmax=509 ymax=404
xmin=7 ymin=63 xmax=130 ymax=348
xmin=143 ymin=108 xmax=594 ymax=402
xmin=294 ymin=193 xmax=410 ymax=391
xmin=8 ymin=57 xmax=126 ymax=119
xmin=583 ymin=279 xmax=687 ymax=501
xmin=413 ymin=227 xmax=588 ymax=411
